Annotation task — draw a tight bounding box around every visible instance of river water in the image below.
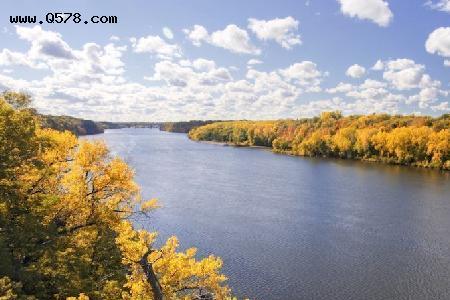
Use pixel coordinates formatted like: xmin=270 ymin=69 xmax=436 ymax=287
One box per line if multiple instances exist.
xmin=87 ymin=128 xmax=450 ymax=299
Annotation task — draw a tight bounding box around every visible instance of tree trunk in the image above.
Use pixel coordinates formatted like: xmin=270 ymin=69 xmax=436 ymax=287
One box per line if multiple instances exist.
xmin=140 ymin=251 xmax=164 ymax=300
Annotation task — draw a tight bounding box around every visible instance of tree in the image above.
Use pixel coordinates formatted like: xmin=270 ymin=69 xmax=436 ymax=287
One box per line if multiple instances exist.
xmin=0 ymin=93 xmax=232 ymax=299
xmin=2 ymin=91 xmax=32 ymax=110
xmin=189 ymin=112 xmax=450 ymax=170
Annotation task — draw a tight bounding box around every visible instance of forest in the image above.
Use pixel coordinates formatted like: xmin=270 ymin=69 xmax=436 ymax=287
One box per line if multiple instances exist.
xmin=189 ymin=111 xmax=450 ymax=170
xmin=40 ymin=115 xmax=104 ymax=136
xmin=0 ymin=91 xmax=106 ymax=136
xmin=159 ymin=121 xmax=218 ymax=133
xmin=0 ymin=91 xmax=233 ymax=299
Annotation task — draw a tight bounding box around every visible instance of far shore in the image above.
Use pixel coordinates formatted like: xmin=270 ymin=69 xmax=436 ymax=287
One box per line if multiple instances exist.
xmin=193 ymin=139 xmax=270 ymax=150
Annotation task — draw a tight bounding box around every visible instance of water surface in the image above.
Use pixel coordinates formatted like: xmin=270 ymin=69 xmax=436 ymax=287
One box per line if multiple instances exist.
xmin=87 ymin=128 xmax=450 ymax=299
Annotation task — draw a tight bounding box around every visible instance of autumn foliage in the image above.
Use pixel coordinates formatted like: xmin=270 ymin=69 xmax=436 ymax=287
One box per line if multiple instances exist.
xmin=189 ymin=111 xmax=450 ymax=170
xmin=0 ymin=92 xmax=232 ymax=299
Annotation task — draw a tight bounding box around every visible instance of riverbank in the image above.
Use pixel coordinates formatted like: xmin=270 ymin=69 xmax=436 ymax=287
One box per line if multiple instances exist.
xmin=192 ymin=137 xmax=450 ymax=171
xmin=195 ymin=139 xmax=270 ymax=150
xmin=187 ymin=113 xmax=450 ymax=171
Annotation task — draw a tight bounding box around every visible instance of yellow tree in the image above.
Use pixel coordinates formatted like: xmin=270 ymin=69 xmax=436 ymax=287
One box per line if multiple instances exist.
xmin=0 ymin=93 xmax=232 ymax=300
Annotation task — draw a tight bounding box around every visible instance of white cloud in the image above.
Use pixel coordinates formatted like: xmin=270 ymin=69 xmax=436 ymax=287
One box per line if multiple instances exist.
xmin=417 ymin=76 xmax=446 ymax=108
xmin=343 ymin=80 xmax=405 ymax=114
xmin=1 ymin=26 xmax=448 ymax=121
xmin=247 ymin=59 xmax=263 ymax=65
xmin=192 ymin=58 xmax=216 ymax=71
xmin=372 ymin=60 xmax=384 ymax=70
xmin=183 ymin=25 xmax=209 ymax=46
xmin=426 ymin=27 xmax=450 ymax=57
xmin=325 ymin=70 xmax=448 ymax=114
xmin=425 ymin=0 xmax=450 ymax=13
xmin=444 ymin=60 xmax=450 ymax=67
xmin=431 ymin=101 xmax=449 ymax=111
xmin=110 ymin=35 xmax=120 ymax=42
xmin=320 ymin=58 xmax=447 ymax=115
xmin=184 ymin=24 xmax=260 ymax=55
xmin=210 ymin=25 xmax=261 ymax=54
xmin=16 ymin=25 xmax=76 ymax=60
xmin=0 ymin=48 xmax=47 ymax=69
xmin=408 ymin=86 xmax=448 ymax=109
xmin=337 ymin=0 xmax=393 ymax=27
xmin=147 ymin=58 xmax=232 ymax=87
xmin=247 ymin=17 xmax=301 ymax=49
xmin=346 ymin=64 xmax=366 ymax=78
xmin=162 ymin=27 xmax=174 ymax=40
xmin=360 ymin=79 xmax=387 ymax=89
xmin=382 ymin=59 xmax=426 ymax=90
xmin=278 ymin=61 xmax=323 ymax=91
xmin=0 ymin=26 xmax=84 ymax=69
xmin=130 ymin=35 xmax=181 ymax=59
xmin=327 ymin=82 xmax=354 ymax=94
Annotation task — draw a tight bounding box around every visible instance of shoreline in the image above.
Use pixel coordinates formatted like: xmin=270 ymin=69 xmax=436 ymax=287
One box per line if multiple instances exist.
xmin=190 ymin=138 xmax=450 ymax=172
xmin=192 ymin=139 xmax=271 ymax=150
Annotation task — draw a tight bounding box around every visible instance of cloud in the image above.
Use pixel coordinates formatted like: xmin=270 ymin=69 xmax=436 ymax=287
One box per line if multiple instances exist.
xmin=0 ymin=49 xmax=47 ymax=69
xmin=327 ymin=82 xmax=354 ymax=93
xmin=147 ymin=58 xmax=232 ymax=87
xmin=184 ymin=24 xmax=260 ymax=55
xmin=1 ymin=26 xmax=448 ymax=121
xmin=372 ymin=60 xmax=384 ymax=70
xmin=381 ymin=59 xmax=426 ymax=90
xmin=210 ymin=25 xmax=261 ymax=54
xmin=162 ymin=27 xmax=174 ymax=40
xmin=370 ymin=58 xmax=448 ymax=109
xmin=360 ymin=79 xmax=387 ymax=89
xmin=343 ymin=80 xmax=405 ymax=114
xmin=0 ymin=27 xmax=134 ymax=119
xmin=406 ymin=73 xmax=447 ymax=108
xmin=183 ymin=25 xmax=209 ymax=46
xmin=247 ymin=59 xmax=263 ymax=65
xmin=130 ymin=35 xmax=181 ymax=59
xmin=277 ymin=61 xmax=324 ymax=92
xmin=16 ymin=25 xmax=76 ymax=60
xmin=445 ymin=60 xmax=450 ymax=67
xmin=192 ymin=58 xmax=216 ymax=72
xmin=0 ymin=25 xmax=80 ymax=69
xmin=325 ymin=63 xmax=449 ymax=113
xmin=426 ymin=27 xmax=450 ymax=58
xmin=431 ymin=101 xmax=449 ymax=111
xmin=346 ymin=64 xmax=366 ymax=78
xmin=337 ymin=0 xmax=393 ymax=27
xmin=425 ymin=0 xmax=450 ymax=13
xmin=247 ymin=17 xmax=301 ymax=49
xmin=3 ymin=26 xmax=127 ymax=83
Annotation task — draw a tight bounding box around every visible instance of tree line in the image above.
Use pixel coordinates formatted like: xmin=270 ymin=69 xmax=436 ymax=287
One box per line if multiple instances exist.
xmin=189 ymin=111 xmax=450 ymax=170
xmin=0 ymin=91 xmax=233 ymax=299
xmin=40 ymin=115 xmax=104 ymax=136
xmin=160 ymin=121 xmax=218 ymax=133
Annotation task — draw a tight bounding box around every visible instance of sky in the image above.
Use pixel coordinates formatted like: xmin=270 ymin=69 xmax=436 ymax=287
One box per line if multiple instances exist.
xmin=0 ymin=0 xmax=449 ymax=121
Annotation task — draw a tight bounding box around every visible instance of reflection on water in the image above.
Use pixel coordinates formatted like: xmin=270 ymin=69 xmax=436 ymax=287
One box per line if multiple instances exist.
xmin=86 ymin=128 xmax=450 ymax=300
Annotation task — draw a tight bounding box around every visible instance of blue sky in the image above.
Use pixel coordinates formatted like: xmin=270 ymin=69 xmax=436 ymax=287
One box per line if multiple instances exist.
xmin=0 ymin=0 xmax=449 ymax=121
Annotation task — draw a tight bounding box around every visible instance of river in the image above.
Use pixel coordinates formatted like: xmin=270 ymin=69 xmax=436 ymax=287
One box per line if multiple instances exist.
xmin=86 ymin=128 xmax=450 ymax=299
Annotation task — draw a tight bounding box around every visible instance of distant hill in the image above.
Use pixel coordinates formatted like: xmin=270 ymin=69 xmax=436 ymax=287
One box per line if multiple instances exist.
xmin=159 ymin=120 xmax=218 ymax=133
xmin=41 ymin=118 xmax=161 ymax=136
xmin=100 ymin=122 xmax=158 ymax=129
xmin=40 ymin=115 xmax=104 ymax=136
xmin=41 ymin=116 xmax=220 ymax=136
